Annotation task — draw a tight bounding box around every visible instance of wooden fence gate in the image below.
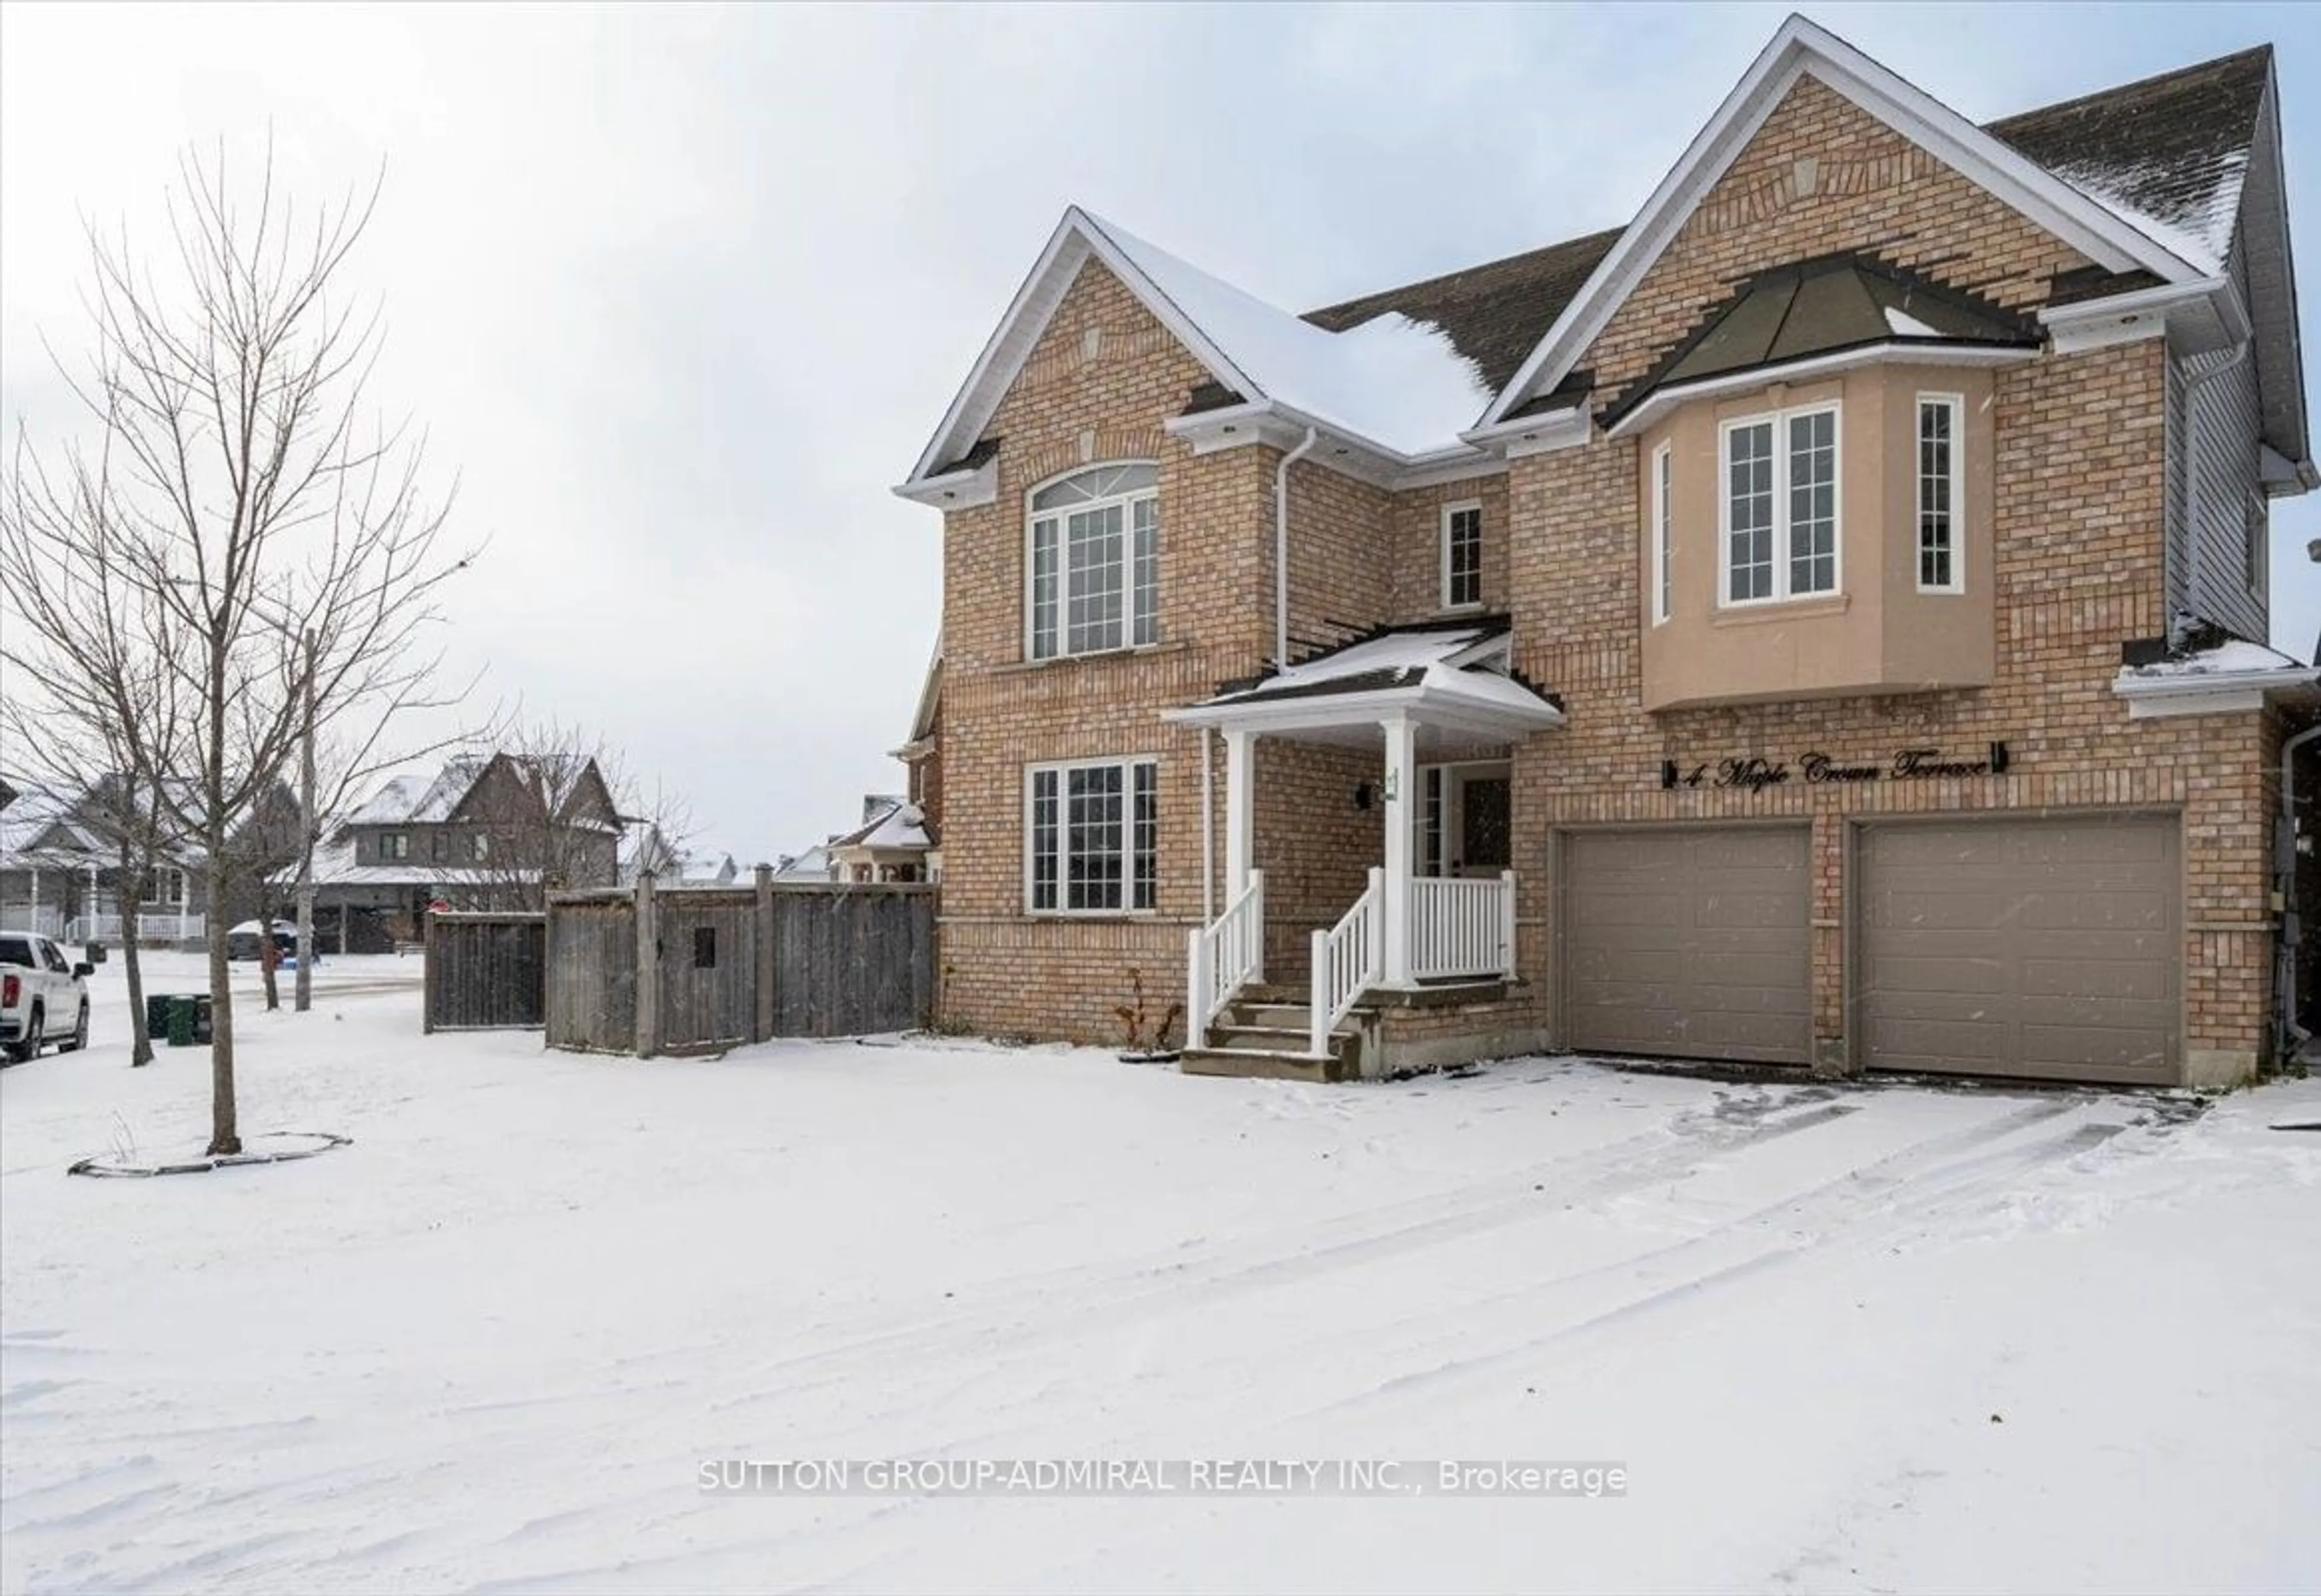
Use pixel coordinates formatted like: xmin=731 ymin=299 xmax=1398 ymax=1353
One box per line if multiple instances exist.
xmin=543 ymin=897 xmax=639 ymax=1052
xmin=424 ymin=913 xmax=549 ymax=1032
xmin=772 ymin=887 xmax=937 ymax=1038
xmin=533 ymin=875 xmax=936 ymax=1055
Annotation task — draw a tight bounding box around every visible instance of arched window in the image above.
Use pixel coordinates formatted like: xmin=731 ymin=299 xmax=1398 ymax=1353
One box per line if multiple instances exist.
xmin=1027 ymin=462 xmax=1158 ymax=659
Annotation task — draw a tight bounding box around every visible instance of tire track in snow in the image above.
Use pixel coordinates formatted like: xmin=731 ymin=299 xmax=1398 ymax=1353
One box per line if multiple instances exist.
xmin=1310 ymin=1111 xmax=2134 ymax=1417
xmin=703 ymin=1089 xmax=1869 ymax=1410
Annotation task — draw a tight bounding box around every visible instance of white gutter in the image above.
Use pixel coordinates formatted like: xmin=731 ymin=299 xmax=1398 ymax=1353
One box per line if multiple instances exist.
xmin=1275 ymin=427 xmax=1318 ymax=671
xmin=1200 ymin=727 xmax=1216 ymax=923
xmin=2278 ymin=722 xmax=2321 ymax=1052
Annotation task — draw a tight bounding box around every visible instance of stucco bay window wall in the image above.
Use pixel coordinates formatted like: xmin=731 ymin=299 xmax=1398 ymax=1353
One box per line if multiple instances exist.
xmin=1634 ymin=361 xmax=2007 ymax=711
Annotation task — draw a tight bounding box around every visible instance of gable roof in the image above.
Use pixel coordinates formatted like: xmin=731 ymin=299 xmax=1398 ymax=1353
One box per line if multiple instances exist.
xmin=1480 ymin=15 xmax=2227 ymax=428
xmin=901 ymin=20 xmax=2296 ymax=492
xmin=901 ymin=207 xmax=1497 ymax=485
xmin=1985 ymin=45 xmax=2270 ymax=277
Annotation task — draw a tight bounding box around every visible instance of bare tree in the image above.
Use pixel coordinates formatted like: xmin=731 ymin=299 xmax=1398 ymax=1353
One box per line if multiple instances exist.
xmin=5 ymin=143 xmax=472 ymax=1154
xmin=1 ymin=432 xmax=194 ymax=1068
xmin=426 ymin=719 xmax=690 ymax=914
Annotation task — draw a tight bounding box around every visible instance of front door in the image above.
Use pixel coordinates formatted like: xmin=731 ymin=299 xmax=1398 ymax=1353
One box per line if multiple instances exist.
xmin=1416 ymin=762 xmax=1512 ymax=879
xmin=1455 ymin=775 xmax=1510 ymax=877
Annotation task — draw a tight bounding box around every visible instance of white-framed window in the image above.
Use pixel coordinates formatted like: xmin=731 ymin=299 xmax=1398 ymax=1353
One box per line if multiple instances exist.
xmin=1026 ymin=756 xmax=1157 ymax=914
xmin=1441 ymin=500 xmax=1483 ymax=609
xmin=2245 ymin=488 xmax=2270 ymax=596
xmin=140 ymin=866 xmax=183 ymax=905
xmin=1916 ymin=394 xmax=1964 ymax=593
xmin=1720 ymin=403 xmax=1840 ymax=605
xmin=1651 ymin=443 xmax=1673 ymax=624
xmin=1027 ymin=463 xmax=1159 ymax=661
xmin=380 ymin=832 xmax=410 ymax=861
xmin=471 ymin=832 xmax=491 ymax=862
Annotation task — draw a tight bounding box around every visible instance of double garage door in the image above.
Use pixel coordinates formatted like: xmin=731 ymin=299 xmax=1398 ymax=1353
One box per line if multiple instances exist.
xmin=1561 ymin=816 xmax=2180 ymax=1084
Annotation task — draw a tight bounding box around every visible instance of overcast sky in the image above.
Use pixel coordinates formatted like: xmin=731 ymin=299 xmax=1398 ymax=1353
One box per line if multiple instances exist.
xmin=4 ymin=2 xmax=2317 ymax=860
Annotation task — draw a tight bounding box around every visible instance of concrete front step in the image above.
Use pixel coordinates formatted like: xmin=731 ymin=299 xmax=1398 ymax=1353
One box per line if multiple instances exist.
xmin=1180 ymin=1045 xmax=1354 ymax=1084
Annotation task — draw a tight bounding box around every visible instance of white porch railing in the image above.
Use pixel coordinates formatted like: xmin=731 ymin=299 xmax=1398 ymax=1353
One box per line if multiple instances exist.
xmin=65 ymin=912 xmax=204 ymax=945
xmin=1410 ymin=871 xmax=1517 ymax=983
xmin=0 ymin=905 xmax=65 ymax=939
xmin=1186 ymin=868 xmax=1264 ymax=1050
xmin=1310 ymin=867 xmax=1384 ymax=1057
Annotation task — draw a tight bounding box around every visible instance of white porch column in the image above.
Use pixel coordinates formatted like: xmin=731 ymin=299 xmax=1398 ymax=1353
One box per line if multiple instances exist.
xmin=177 ymin=868 xmax=191 ymax=943
xmin=1381 ymin=711 xmax=1416 ymax=987
xmin=1223 ymin=728 xmax=1256 ymax=900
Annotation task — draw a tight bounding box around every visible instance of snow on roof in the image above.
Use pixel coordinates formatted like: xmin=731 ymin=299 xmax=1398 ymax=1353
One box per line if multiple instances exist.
xmin=1087 ymin=212 xmax=1495 ymax=458
xmin=2047 ymin=152 xmax=2246 ymax=278
xmin=410 ymin=759 xmax=486 ymax=824
xmin=1248 ymin=624 xmax=1497 ymax=695
xmin=346 ymin=775 xmax=429 ymax=826
xmin=834 ymin=802 xmax=931 ymax=853
xmin=1883 ymin=305 xmax=1943 ymax=338
xmin=771 ymin=845 xmax=835 ymax=882
xmin=2119 ymin=636 xmax=2310 ymax=680
xmin=1177 ymin=621 xmax=1561 ymax=729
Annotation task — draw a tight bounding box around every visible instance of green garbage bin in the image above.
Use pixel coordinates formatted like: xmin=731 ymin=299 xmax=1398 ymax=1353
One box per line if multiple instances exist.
xmin=166 ymin=996 xmax=197 ymax=1047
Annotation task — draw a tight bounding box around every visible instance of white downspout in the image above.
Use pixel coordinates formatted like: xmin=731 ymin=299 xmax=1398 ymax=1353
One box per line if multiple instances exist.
xmin=1275 ymin=427 xmax=1319 ymax=671
xmin=2277 ymin=722 xmax=2321 ymax=1055
xmin=2178 ymin=343 xmax=2251 ymax=637
xmin=1200 ymin=727 xmax=1216 ymax=923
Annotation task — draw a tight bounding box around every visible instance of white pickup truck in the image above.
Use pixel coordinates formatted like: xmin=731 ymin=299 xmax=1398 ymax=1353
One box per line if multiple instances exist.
xmin=0 ymin=932 xmax=94 ymax=1063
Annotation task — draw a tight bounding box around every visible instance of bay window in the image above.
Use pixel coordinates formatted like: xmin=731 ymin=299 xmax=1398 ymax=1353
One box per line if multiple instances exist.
xmin=1027 ymin=757 xmax=1158 ymax=913
xmin=1028 ymin=463 xmax=1159 ymax=659
xmin=1721 ymin=404 xmax=1839 ymax=604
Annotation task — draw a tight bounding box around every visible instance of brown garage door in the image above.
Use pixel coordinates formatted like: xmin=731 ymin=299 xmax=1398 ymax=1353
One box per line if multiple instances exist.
xmin=1562 ymin=827 xmax=1812 ymax=1065
xmin=1857 ymin=816 xmax=2179 ymax=1084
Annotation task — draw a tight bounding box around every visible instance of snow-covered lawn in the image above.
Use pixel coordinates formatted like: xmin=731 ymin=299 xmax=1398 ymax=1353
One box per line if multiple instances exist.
xmin=3 ymin=954 xmax=2317 ymax=1594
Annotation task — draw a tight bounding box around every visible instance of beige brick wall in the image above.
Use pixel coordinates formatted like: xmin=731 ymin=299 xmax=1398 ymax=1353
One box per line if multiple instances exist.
xmin=1581 ymin=75 xmax=2093 ymax=398
xmin=937 ymin=260 xmax=1268 ymax=1043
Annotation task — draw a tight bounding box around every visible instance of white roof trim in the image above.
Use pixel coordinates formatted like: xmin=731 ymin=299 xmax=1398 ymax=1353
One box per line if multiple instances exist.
xmin=2112 ymin=661 xmax=2319 ymax=718
xmin=1162 ymin=680 xmax=1564 ymax=738
xmin=1483 ymin=15 xmax=2211 ymax=428
xmin=1165 ymin=399 xmax=1503 ymax=491
xmin=898 ymin=207 xmax=1262 ymax=492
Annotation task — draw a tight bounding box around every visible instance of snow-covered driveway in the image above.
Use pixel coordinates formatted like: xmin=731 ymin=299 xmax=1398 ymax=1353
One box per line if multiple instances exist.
xmin=2 ymin=954 xmax=2316 ymax=1594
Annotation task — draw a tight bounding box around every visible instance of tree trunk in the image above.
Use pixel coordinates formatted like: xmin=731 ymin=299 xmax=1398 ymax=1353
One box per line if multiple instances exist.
xmin=261 ymin=908 xmax=280 ymax=1012
xmin=296 ymin=628 xmax=316 ymax=1012
xmin=205 ymin=856 xmax=239 ymax=1156
xmin=118 ymin=835 xmax=153 ymax=1068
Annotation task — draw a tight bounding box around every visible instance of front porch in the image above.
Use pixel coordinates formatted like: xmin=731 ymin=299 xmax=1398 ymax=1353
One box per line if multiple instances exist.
xmin=1163 ymin=620 xmax=1562 ymax=1079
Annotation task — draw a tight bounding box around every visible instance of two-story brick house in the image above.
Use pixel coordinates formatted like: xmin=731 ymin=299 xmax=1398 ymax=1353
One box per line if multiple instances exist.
xmin=895 ymin=18 xmax=2315 ymax=1088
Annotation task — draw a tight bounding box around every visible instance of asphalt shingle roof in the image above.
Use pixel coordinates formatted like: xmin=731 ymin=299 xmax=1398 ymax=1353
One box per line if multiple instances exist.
xmin=1296 ymin=48 xmax=2271 ymax=388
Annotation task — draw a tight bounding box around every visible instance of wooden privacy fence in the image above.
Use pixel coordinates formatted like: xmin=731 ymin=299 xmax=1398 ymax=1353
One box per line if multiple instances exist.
xmin=424 ymin=912 xmax=549 ymax=1032
xmin=540 ymin=873 xmax=936 ymax=1056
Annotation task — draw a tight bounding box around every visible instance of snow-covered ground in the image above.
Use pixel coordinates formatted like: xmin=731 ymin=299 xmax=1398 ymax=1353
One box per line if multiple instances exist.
xmin=3 ymin=954 xmax=2317 ymax=1594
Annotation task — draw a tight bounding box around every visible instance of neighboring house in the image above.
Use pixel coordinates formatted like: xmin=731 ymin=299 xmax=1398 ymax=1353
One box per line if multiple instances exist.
xmin=0 ymin=773 xmax=296 ymax=947
xmin=828 ymin=652 xmax=945 ymax=886
xmin=770 ymin=844 xmax=837 ymax=884
xmin=893 ymin=18 xmax=2314 ymax=1088
xmin=622 ymin=824 xmax=743 ymax=888
xmin=829 ymin=798 xmax=936 ymax=884
xmin=302 ymin=753 xmax=624 ymax=948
